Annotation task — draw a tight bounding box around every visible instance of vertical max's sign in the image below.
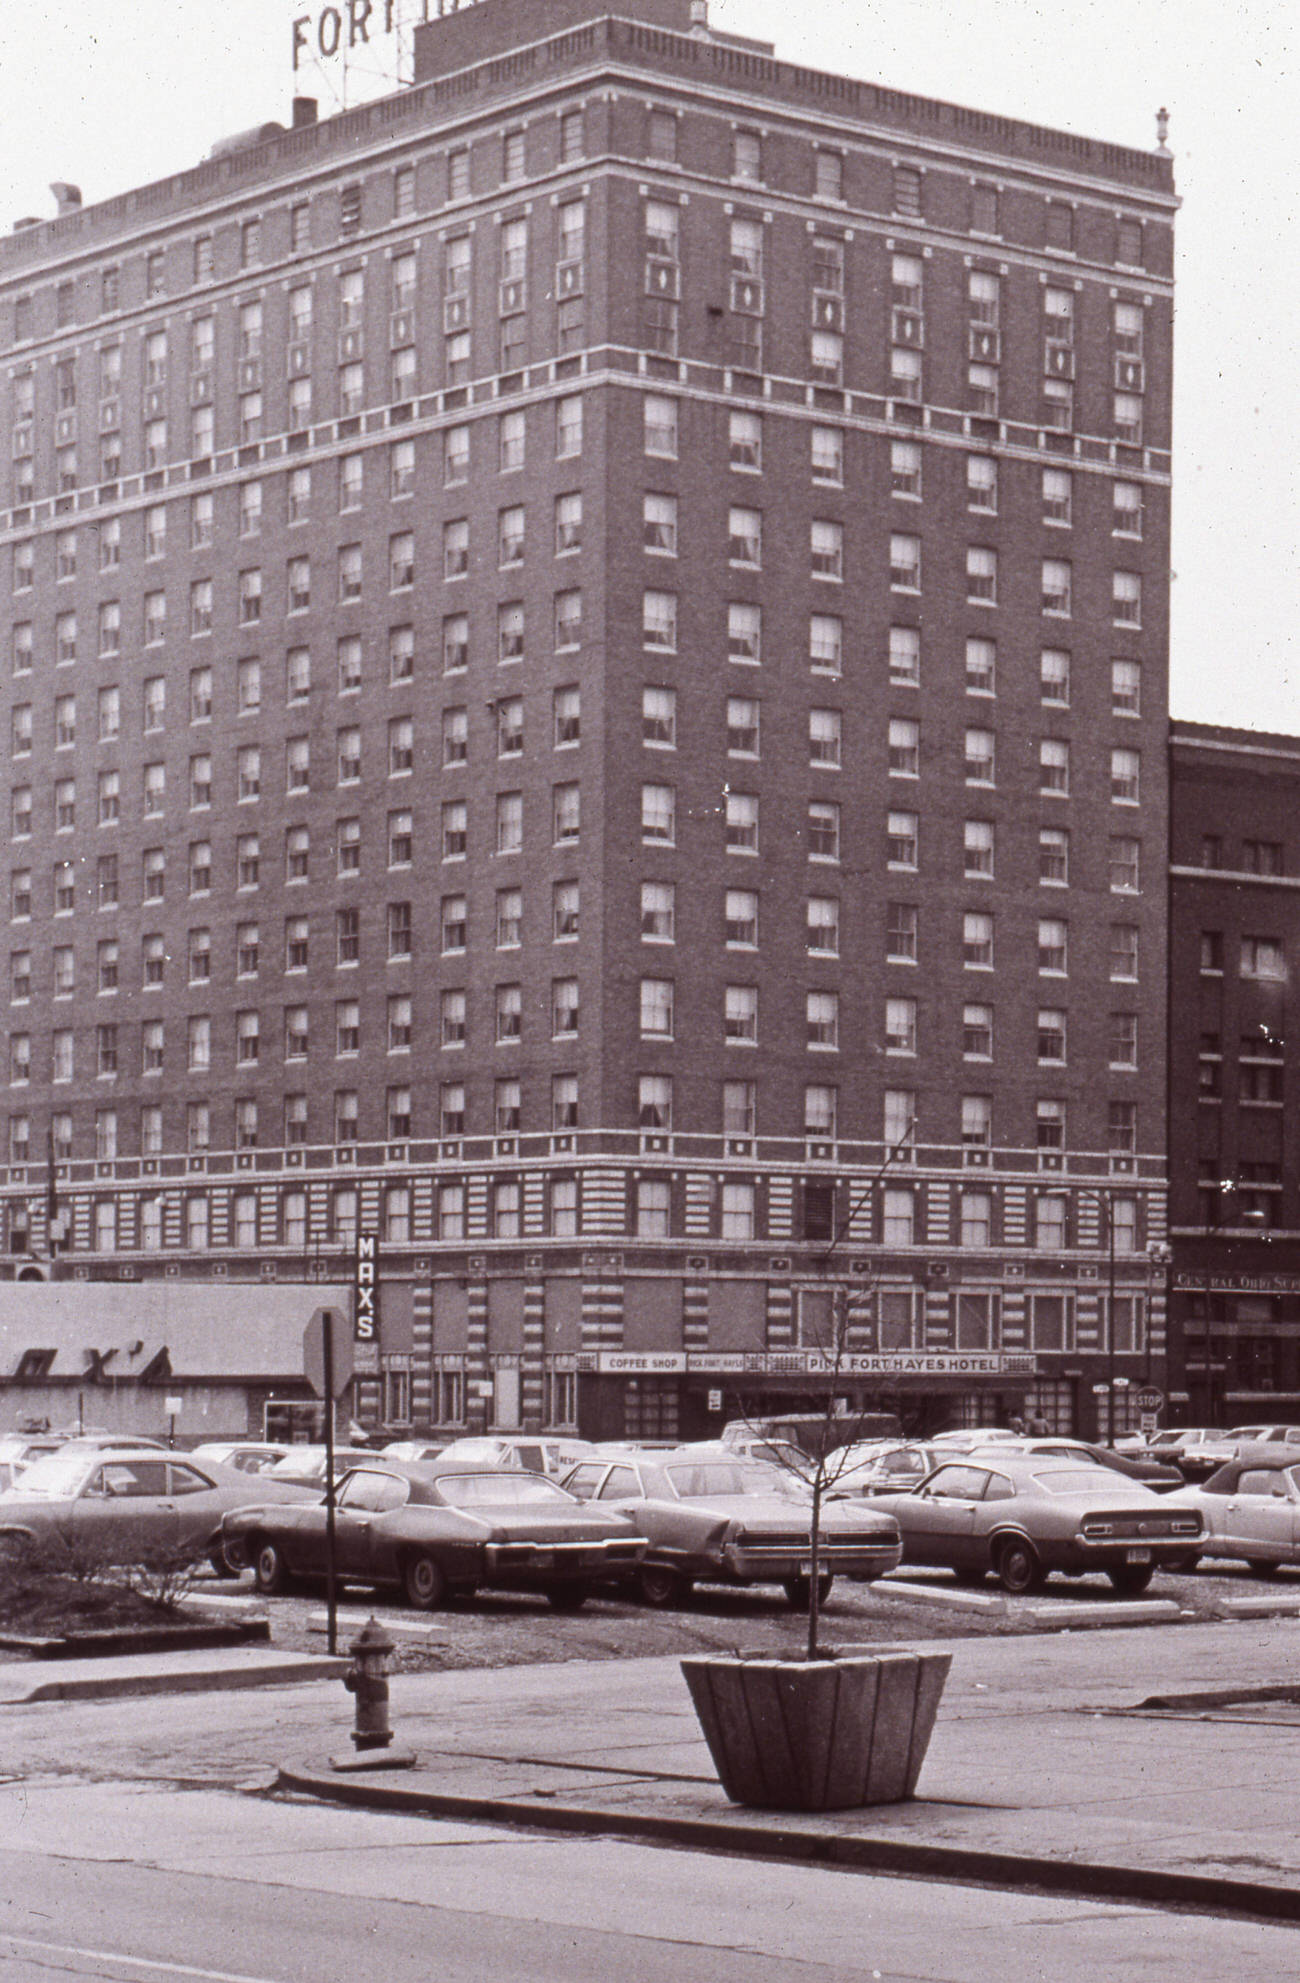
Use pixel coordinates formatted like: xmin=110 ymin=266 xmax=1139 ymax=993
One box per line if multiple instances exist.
xmin=354 ymin=1231 xmax=381 ymax=1373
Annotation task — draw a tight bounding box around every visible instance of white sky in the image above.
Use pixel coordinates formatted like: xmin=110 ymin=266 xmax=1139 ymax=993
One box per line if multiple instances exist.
xmin=1 ymin=0 xmax=1295 ymax=734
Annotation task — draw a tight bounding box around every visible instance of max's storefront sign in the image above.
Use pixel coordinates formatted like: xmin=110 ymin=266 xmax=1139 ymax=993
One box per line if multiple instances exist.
xmin=587 ymin=1351 xmax=1036 ymax=1377
xmin=353 ymin=1230 xmax=380 ymax=1374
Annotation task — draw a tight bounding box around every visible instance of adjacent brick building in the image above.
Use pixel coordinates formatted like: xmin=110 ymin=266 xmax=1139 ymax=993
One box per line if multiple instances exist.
xmin=0 ymin=0 xmax=1176 ymax=1439
xmin=1169 ymin=722 xmax=1300 ymax=1421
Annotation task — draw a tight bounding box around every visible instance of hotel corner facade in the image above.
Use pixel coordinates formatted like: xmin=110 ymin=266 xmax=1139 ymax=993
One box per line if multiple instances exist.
xmin=0 ymin=0 xmax=1176 ymax=1441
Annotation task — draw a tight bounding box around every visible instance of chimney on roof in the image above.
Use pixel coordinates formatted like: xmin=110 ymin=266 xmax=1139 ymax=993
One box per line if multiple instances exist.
xmin=689 ymin=0 xmax=710 ymax=38
xmin=49 ymin=182 xmax=82 ymax=215
xmin=1155 ymin=106 xmax=1171 ymax=156
xmin=293 ymin=95 xmax=318 ymax=128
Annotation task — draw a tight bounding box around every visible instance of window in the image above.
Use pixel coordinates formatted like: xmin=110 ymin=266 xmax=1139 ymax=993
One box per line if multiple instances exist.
xmin=964 ymin=820 xmax=994 ymax=877
xmin=965 ymin=729 xmax=995 ymax=785
xmin=1037 ymin=1009 xmax=1066 ymax=1064
xmin=1109 ymin=836 xmax=1141 ymax=893
xmin=890 ymin=535 xmax=920 ymax=591
xmin=1110 ymin=1012 xmax=1138 ymax=1069
xmin=811 ymin=615 xmax=842 ymax=676
xmin=806 ymin=801 xmax=839 ymax=863
xmin=556 ymin=395 xmax=583 ymax=458
xmin=963 ymin=912 xmax=993 ymax=969
xmin=885 ymin=996 xmax=916 ymax=1054
xmin=797 ymin=896 xmax=839 ymax=960
xmin=1035 ymin=1195 xmax=1067 ymax=1250
xmin=543 ymin=781 xmax=576 ymax=846
xmin=809 ymin=329 xmax=842 ymax=386
xmin=890 ymin=348 xmax=922 ymax=402
xmin=1111 ymin=748 xmax=1141 ymax=805
xmin=726 ymin=985 xmax=759 ymax=1044
xmin=725 ymin=889 xmax=758 ymax=947
xmin=887 ymin=812 xmax=917 ymax=869
xmin=727 ymin=696 xmax=761 ymax=758
xmin=809 ymin=708 xmax=842 ymax=768
xmin=1108 ymin=1101 xmax=1137 ymax=1156
xmin=1036 ymin=1100 xmax=1065 ymax=1151
xmin=1039 ymin=739 xmax=1070 ymax=796
xmin=1241 ymin=936 xmax=1286 ymax=981
xmin=733 ymin=129 xmax=761 ymax=181
xmin=888 ymin=718 xmax=919 ymax=777
xmin=287 ymin=647 xmax=311 ymax=702
xmin=1114 ymin=482 xmax=1144 ymax=539
xmin=639 ymin=880 xmax=675 ymax=944
xmin=1042 ymin=467 xmax=1073 ymax=526
xmin=1040 ymin=649 xmax=1070 ymax=707
xmin=961 ymin=1095 xmax=992 ymax=1148
xmin=890 ymin=439 xmax=920 ymax=497
xmin=963 ymin=1003 xmax=993 ymax=1059
xmin=1042 ymin=378 xmax=1073 ymax=432
xmin=643 ymin=590 xmax=676 ymax=650
xmin=640 ymin=977 xmax=673 ymax=1039
xmin=893 ymin=165 xmax=921 ymax=215
xmin=1113 ymin=572 xmax=1142 ymax=626
xmin=644 ymin=393 xmax=678 ymax=458
xmin=1039 ymin=919 xmax=1068 ymax=975
xmin=812 ymin=521 xmax=844 ymax=581
xmin=890 ymin=626 xmax=920 ymax=687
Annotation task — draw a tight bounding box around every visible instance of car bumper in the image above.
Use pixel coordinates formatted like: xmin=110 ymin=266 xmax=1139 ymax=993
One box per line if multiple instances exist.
xmin=719 ymin=1540 xmax=903 ymax=1581
xmin=484 ymin=1537 xmax=647 ymax=1577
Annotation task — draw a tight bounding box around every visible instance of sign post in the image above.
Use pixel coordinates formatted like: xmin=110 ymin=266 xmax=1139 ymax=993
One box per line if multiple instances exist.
xmin=303 ymin=1306 xmax=349 ymax=1655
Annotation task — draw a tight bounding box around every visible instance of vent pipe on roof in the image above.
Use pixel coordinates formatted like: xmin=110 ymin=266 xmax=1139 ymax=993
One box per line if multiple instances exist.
xmin=1154 ymin=106 xmax=1172 ymax=156
xmin=49 ymin=182 xmax=82 ymax=215
xmin=292 ymin=96 xmax=318 ymax=128
xmin=689 ymin=0 xmax=710 ymax=37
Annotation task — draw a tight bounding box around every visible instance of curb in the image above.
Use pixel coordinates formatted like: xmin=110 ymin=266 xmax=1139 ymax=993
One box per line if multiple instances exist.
xmin=4 ymin=1654 xmax=348 ymax=1704
xmin=275 ymin=1759 xmax=1300 ymax=1926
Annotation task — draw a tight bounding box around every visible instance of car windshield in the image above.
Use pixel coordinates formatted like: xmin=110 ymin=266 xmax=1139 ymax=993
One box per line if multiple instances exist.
xmin=436 ymin=1472 xmax=573 ymax=1508
xmin=1033 ymin=1468 xmax=1124 ymax=1494
xmin=664 ymin=1461 xmax=797 ymax=1499
xmin=0 ymin=1447 xmax=98 ymax=1497
xmin=268 ymin=1450 xmax=324 ymax=1476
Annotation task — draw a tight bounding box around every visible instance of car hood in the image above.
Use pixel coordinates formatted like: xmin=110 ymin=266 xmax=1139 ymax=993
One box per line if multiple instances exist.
xmin=648 ymin=1491 xmax=895 ymax=1534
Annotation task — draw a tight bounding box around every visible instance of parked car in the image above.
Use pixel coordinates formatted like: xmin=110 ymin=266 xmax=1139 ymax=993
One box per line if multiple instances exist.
xmin=0 ymin=1432 xmax=63 ymax=1490
xmin=263 ymin=1445 xmax=377 ymax=1490
xmin=676 ymin=1436 xmax=817 ymax=1482
xmin=561 ymin=1450 xmax=902 ymax=1607
xmin=1142 ymin=1428 xmax=1236 ymax=1480
xmin=719 ymin=1413 xmax=900 ymax=1461
xmin=867 ymin=1455 xmax=1203 ymax=1595
xmin=0 ymin=1443 xmax=314 ymax=1572
xmin=1164 ymin=1444 xmax=1300 ymax=1571
xmin=220 ymin=1460 xmax=647 ymax=1610
xmin=965 ymin=1436 xmax=1184 ymax=1491
xmin=190 ymin=1441 xmax=291 ymax=1475
xmin=380 ymin=1440 xmax=448 ymax=1463
xmin=826 ymin=1441 xmax=947 ymax=1496
xmin=1225 ymin=1424 xmax=1300 ymax=1448
xmin=436 ymin=1434 xmax=595 ymax=1476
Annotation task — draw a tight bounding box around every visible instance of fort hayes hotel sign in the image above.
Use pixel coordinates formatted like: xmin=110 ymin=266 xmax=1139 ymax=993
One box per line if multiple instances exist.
xmin=585 ymin=1352 xmax=1036 ymax=1377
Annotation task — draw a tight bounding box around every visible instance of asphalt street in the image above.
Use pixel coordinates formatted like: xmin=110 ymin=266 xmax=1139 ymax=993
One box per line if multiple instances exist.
xmin=1 ymin=1784 xmax=1296 ymax=1982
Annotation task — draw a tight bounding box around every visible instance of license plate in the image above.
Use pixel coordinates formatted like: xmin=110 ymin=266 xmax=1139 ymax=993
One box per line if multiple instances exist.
xmin=799 ymin=1560 xmax=813 ymax=1576
xmin=1125 ymin=1547 xmax=1152 ymax=1564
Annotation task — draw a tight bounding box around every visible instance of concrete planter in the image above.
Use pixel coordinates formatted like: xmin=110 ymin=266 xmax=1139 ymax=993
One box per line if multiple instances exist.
xmin=681 ymin=1646 xmax=951 ymax=1812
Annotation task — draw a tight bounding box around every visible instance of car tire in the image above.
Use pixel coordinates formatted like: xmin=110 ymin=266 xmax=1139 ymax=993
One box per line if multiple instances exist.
xmin=637 ymin=1565 xmax=690 ymax=1608
xmin=1108 ymin=1561 xmax=1155 ymax=1596
xmin=545 ymin=1582 xmax=591 ymax=1612
xmin=996 ymin=1538 xmax=1044 ymax=1595
xmin=207 ymin=1549 xmax=233 ymax=1579
xmin=783 ymin=1573 xmax=834 ymax=1609
xmin=402 ymin=1551 xmax=447 ymax=1611
xmin=253 ymin=1540 xmax=289 ymax=1594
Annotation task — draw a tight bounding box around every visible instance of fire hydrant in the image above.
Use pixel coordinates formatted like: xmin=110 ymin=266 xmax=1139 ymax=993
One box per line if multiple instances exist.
xmin=343 ymin=1616 xmax=395 ymax=1751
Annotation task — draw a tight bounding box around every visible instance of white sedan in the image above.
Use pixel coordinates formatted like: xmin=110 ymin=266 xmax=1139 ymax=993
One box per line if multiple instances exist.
xmin=1165 ymin=1448 xmax=1300 ymax=1571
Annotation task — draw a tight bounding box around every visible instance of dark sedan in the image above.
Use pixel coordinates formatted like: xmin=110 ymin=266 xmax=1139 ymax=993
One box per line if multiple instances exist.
xmin=967 ymin=1437 xmax=1184 ymax=1491
xmin=221 ymin=1461 xmax=647 ymax=1610
xmin=869 ymin=1456 xmax=1203 ymax=1594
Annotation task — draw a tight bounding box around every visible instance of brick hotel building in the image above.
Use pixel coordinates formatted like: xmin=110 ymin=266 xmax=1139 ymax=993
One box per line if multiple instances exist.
xmin=0 ymin=0 xmax=1177 ymax=1440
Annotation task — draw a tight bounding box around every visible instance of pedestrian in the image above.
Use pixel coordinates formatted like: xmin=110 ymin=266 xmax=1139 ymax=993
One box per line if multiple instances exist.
xmin=1027 ymin=1413 xmax=1050 ymax=1436
xmin=1008 ymin=1413 xmax=1026 ymax=1435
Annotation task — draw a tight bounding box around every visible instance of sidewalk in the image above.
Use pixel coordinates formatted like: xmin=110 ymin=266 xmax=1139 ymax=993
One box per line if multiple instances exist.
xmin=279 ymin=1618 xmax=1300 ymax=1922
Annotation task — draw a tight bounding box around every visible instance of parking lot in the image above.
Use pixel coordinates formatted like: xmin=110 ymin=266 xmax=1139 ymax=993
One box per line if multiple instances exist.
xmin=202 ymin=1557 xmax=1300 ymax=1671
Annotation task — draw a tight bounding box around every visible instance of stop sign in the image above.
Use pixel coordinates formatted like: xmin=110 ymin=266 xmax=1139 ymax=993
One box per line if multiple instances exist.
xmin=1133 ymin=1385 xmax=1165 ymax=1414
xmin=302 ymin=1306 xmax=353 ymax=1398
